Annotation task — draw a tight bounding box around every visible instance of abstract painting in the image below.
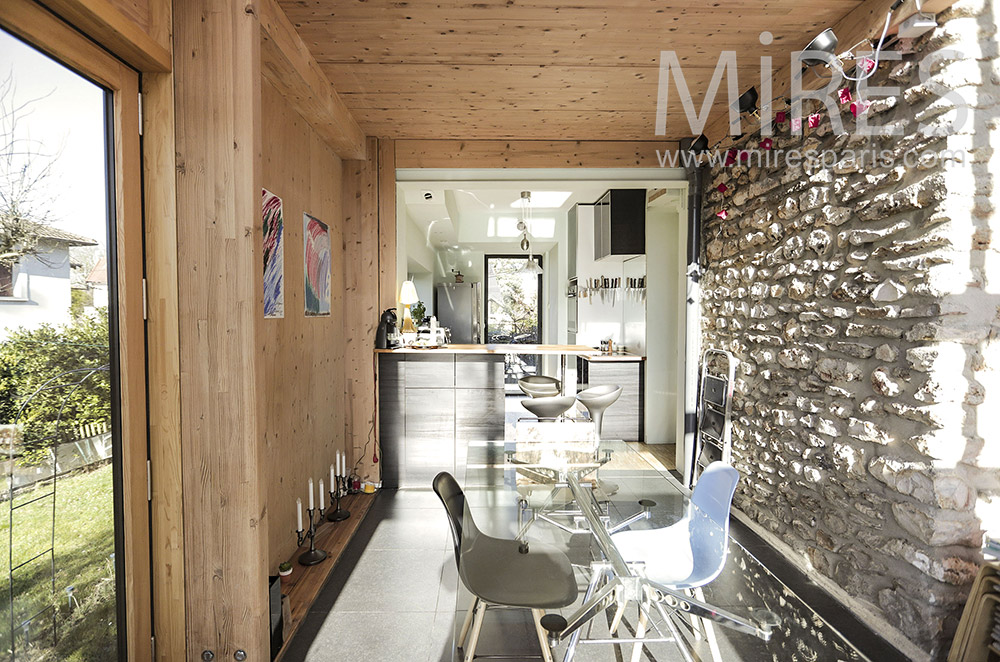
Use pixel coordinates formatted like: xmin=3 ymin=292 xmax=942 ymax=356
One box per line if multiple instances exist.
xmin=262 ymin=188 xmax=284 ymax=318
xmin=303 ymin=213 xmax=331 ymax=316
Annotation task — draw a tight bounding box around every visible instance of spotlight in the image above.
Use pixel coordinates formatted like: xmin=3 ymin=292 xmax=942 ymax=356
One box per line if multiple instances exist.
xmin=801 ymin=28 xmax=839 ymax=67
xmin=736 ymin=87 xmax=759 ymax=115
xmin=690 ymin=134 xmax=709 ymax=153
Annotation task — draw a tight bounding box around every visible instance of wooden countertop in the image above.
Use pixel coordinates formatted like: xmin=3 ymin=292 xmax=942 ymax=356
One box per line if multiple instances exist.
xmin=582 ymin=352 xmax=645 ymax=362
xmin=376 ymin=343 xmax=599 ymax=356
xmin=376 ymin=344 xmax=644 ymax=360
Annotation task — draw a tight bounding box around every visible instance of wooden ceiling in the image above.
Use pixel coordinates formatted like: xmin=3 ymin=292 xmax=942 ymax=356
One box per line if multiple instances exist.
xmin=278 ymin=0 xmax=866 ymax=141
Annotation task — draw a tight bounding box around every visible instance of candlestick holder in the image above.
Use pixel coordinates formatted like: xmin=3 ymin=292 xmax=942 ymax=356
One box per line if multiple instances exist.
xmin=296 ymin=507 xmax=328 ymax=566
xmin=327 ymin=475 xmax=351 ymax=522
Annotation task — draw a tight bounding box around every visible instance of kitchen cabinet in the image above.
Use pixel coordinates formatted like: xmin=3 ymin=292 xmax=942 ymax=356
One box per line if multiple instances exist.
xmin=594 ymin=189 xmax=645 ymax=261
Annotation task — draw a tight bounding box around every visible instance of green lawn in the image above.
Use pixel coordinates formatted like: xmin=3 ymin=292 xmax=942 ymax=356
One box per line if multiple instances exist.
xmin=0 ymin=463 xmax=117 ymax=661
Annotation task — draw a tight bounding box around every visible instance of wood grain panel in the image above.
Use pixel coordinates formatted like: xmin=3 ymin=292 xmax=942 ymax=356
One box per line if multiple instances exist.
xmin=277 ymin=0 xmax=866 ymax=139
xmin=377 ymin=139 xmax=396 ymax=312
xmin=343 ymin=138 xmax=381 ymax=483
xmin=258 ymin=0 xmax=366 ymax=159
xmin=395 ymin=140 xmax=681 ymax=169
xmin=36 ymin=0 xmax=170 ymax=71
xmin=143 ymin=64 xmax=187 ymax=662
xmin=260 ymin=77 xmax=347 ymax=568
xmin=173 ymin=0 xmax=269 ymax=658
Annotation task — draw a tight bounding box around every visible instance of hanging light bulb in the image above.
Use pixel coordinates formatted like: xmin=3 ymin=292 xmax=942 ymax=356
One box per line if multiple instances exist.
xmin=516 ymin=191 xmax=543 ymax=276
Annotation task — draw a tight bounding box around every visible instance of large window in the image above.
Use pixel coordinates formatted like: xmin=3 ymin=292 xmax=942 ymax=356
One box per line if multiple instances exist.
xmin=485 ymin=255 xmax=543 ymax=386
xmin=0 ymin=9 xmax=148 ymax=660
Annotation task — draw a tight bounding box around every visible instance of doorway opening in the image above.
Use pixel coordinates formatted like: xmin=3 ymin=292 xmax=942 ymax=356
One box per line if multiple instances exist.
xmin=485 ymin=255 xmax=543 ymax=388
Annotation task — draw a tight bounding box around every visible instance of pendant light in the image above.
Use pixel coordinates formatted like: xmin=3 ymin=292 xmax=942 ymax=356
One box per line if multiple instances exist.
xmin=517 ymin=191 xmax=543 ymax=276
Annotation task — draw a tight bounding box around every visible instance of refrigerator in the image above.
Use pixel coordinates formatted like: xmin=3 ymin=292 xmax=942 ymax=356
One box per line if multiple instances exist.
xmin=435 ymin=282 xmax=483 ymax=344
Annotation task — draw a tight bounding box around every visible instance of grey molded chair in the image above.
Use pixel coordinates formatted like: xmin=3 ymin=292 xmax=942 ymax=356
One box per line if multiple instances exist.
xmin=433 ymin=472 xmax=578 ymax=662
xmin=575 ymin=384 xmax=622 ymax=440
xmin=518 ymin=375 xmax=562 ymax=398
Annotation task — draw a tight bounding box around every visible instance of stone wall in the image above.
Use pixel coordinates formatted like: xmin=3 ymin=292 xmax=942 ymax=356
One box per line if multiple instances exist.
xmin=699 ymin=1 xmax=1000 ymax=657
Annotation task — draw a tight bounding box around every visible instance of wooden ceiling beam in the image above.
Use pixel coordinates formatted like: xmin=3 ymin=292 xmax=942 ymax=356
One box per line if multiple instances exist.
xmin=396 ymin=139 xmax=681 ymax=169
xmin=259 ymin=0 xmax=366 ymax=160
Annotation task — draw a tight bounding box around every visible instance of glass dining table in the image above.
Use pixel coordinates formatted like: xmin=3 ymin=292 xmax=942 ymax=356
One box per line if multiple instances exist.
xmin=450 ymin=436 xmax=872 ymax=662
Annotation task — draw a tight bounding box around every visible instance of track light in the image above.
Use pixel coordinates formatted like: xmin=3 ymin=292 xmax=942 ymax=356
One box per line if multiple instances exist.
xmin=736 ymin=87 xmax=759 ymax=115
xmin=801 ymin=28 xmax=839 ymax=67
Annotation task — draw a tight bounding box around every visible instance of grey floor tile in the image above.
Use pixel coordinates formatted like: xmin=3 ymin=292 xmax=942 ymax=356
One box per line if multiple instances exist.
xmin=364 ymin=508 xmax=451 ymax=550
xmin=331 ymin=548 xmax=449 ymax=612
xmin=299 ymin=611 xmax=437 ymax=662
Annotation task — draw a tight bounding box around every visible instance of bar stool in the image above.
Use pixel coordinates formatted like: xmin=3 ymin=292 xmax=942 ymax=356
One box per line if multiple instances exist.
xmin=518 ymin=375 xmax=562 ymax=398
xmin=575 ymin=384 xmax=622 ymax=440
xmin=520 ymin=396 xmax=577 ymax=420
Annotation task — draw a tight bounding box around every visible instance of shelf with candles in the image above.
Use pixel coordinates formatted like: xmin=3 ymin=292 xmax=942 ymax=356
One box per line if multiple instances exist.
xmin=327 ymin=449 xmax=351 ymax=522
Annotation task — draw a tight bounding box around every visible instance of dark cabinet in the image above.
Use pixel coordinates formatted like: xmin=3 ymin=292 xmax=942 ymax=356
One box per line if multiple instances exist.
xmin=594 ymin=189 xmax=645 ymax=261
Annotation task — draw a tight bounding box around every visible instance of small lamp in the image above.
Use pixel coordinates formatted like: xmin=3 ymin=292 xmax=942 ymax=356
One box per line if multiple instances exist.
xmin=399 ymin=280 xmax=420 ymax=345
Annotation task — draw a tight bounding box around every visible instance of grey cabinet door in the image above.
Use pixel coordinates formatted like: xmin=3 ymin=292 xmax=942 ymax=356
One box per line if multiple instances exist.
xmin=587 ymin=363 xmax=642 ymax=442
xmin=404 ymin=388 xmax=456 ymax=488
xmin=455 ymin=355 xmax=505 ymax=389
xmin=378 ymin=356 xmax=405 ymax=488
xmin=404 ymin=355 xmax=455 ymax=387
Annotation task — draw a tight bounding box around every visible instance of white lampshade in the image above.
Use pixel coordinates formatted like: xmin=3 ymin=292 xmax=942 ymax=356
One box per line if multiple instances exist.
xmin=399 ymin=280 xmax=419 ymax=305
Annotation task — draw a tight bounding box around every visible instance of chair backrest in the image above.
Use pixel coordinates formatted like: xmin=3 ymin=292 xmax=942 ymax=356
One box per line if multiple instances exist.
xmin=685 ymin=462 xmax=739 ymax=588
xmin=433 ymin=471 xmax=474 ymax=567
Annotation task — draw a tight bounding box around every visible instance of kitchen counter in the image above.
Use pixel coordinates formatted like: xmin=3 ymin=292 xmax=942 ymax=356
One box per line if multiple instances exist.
xmin=375 ymin=343 xmax=601 ymax=355
xmin=581 ymin=352 xmax=645 ymax=362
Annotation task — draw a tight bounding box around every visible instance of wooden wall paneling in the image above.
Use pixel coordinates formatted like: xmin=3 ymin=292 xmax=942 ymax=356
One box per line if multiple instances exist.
xmin=342 ymin=137 xmax=380 ymax=482
xmin=394 ymin=140 xmax=682 ymax=169
xmin=260 ymin=77 xmax=346 ymax=566
xmin=173 ymin=0 xmax=269 ymax=658
xmin=34 ymin=0 xmax=170 ymax=72
xmin=377 ymin=139 xmax=396 ymax=313
xmin=143 ymin=65 xmax=187 ymax=662
xmin=258 ymin=0 xmax=366 ymax=160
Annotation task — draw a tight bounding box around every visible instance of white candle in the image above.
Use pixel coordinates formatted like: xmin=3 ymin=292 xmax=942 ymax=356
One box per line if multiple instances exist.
xmin=342 ymin=452 xmax=347 ymax=477
xmin=296 ymin=498 xmax=303 ymax=531
xmin=308 ymin=478 xmax=314 ymax=510
xmin=319 ymin=479 xmax=325 ymax=509
xmin=338 ymin=452 xmax=343 ymax=477
xmin=330 ymin=463 xmax=336 ymax=488
xmin=336 ymin=450 xmax=342 ymax=477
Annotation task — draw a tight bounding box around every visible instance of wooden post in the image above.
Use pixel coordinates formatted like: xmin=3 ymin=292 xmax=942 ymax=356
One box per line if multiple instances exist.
xmin=173 ymin=1 xmax=268 ymax=658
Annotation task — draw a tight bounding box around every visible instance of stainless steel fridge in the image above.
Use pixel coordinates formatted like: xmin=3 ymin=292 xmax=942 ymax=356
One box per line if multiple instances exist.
xmin=435 ymin=282 xmax=483 ymax=344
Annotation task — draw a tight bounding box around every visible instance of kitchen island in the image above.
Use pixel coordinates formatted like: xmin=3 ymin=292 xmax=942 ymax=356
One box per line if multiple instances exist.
xmin=376 ymin=345 xmax=643 ymax=488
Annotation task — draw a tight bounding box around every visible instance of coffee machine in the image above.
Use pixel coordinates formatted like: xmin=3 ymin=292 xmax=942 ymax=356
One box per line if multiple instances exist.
xmin=375 ymin=308 xmax=400 ymax=349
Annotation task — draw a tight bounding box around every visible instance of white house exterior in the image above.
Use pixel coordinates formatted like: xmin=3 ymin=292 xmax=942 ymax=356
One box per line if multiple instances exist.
xmin=0 ymin=227 xmax=98 ymax=337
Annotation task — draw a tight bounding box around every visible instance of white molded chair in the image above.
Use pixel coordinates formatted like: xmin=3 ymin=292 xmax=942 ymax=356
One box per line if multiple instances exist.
xmin=610 ymin=462 xmax=739 ymax=662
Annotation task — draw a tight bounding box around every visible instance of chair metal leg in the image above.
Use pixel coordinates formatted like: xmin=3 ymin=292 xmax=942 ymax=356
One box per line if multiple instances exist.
xmin=694 ymin=587 xmax=723 ymax=662
xmin=532 ymin=609 xmax=555 ymax=662
xmin=653 ymin=600 xmax=695 ymax=662
xmin=629 ymin=605 xmax=649 ymax=662
xmin=464 ymin=600 xmax=486 ymax=662
xmin=458 ymin=597 xmax=480 ymax=649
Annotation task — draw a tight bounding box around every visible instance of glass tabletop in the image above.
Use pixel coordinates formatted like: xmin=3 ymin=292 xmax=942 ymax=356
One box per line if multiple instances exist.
xmin=450 ymin=437 xmax=872 ymax=662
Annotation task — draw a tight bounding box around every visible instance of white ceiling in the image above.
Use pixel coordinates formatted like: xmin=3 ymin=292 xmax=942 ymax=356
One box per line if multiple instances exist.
xmin=399 ymin=180 xmax=661 ymax=252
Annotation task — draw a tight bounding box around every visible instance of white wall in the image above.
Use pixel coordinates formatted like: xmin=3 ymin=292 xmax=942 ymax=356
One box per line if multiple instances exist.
xmin=0 ymin=240 xmax=73 ymax=337
xmin=644 ymin=192 xmax=687 ymax=445
xmin=622 ymin=256 xmax=646 ymax=357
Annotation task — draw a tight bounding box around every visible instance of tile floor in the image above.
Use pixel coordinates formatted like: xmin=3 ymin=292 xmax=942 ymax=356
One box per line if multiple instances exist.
xmin=283 ymin=396 xmax=906 ymax=662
